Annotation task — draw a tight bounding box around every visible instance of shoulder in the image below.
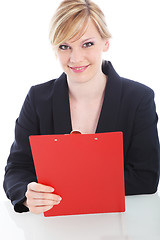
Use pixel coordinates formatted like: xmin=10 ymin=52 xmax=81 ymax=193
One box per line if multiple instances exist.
xmin=106 ymin=61 xmax=155 ymax=111
xmin=29 ymin=79 xmax=56 ymax=97
xmin=121 ymin=77 xmax=154 ymax=95
xmin=25 ymin=80 xmax=56 ymax=109
xmin=27 ymin=73 xmax=66 ymax=103
xmin=106 ymin=61 xmax=155 ymax=101
xmin=120 ymin=77 xmax=155 ymax=106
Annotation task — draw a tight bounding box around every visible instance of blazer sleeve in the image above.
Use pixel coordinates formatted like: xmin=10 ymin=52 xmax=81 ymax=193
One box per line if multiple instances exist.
xmin=3 ymin=87 xmax=39 ymax=212
xmin=124 ymin=88 xmax=160 ymax=195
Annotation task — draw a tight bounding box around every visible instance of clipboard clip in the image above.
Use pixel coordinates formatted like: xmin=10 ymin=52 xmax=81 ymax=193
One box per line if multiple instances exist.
xmin=70 ymin=130 xmax=82 ymax=135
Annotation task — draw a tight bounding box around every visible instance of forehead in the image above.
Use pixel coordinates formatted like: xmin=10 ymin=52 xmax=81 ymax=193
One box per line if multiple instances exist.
xmin=68 ymin=20 xmax=102 ymax=44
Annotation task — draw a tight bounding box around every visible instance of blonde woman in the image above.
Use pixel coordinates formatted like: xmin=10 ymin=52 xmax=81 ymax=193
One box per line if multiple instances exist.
xmin=4 ymin=0 xmax=160 ymax=214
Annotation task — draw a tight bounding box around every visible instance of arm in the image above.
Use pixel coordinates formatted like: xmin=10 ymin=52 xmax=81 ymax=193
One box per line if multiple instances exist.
xmin=3 ymin=87 xmax=39 ymax=212
xmin=4 ymin=86 xmax=62 ymax=214
xmin=124 ymin=89 xmax=160 ymax=195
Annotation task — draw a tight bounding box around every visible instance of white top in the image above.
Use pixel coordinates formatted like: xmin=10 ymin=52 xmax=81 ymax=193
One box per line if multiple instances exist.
xmin=0 ymin=188 xmax=160 ymax=240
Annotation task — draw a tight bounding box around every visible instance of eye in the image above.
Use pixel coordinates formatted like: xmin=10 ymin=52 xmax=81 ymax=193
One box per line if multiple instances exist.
xmin=59 ymin=44 xmax=70 ymax=50
xmin=83 ymin=42 xmax=94 ymax=48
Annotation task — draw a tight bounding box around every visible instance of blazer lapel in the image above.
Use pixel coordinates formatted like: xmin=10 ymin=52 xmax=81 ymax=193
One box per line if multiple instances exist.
xmin=52 ymin=73 xmax=72 ymax=134
xmin=96 ymin=61 xmax=122 ymax=133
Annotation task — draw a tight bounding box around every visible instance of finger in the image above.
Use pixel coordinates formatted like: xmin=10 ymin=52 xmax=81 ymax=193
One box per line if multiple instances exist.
xmin=28 ymin=182 xmax=54 ymax=193
xmin=26 ymin=191 xmax=62 ymax=202
xmin=29 ymin=205 xmax=54 ymax=214
xmin=27 ymin=199 xmax=60 ymax=207
xmin=28 ymin=200 xmax=61 ymax=214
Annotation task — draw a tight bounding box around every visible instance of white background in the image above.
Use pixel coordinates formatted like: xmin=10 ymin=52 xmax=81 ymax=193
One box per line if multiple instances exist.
xmin=0 ymin=0 xmax=160 ymax=201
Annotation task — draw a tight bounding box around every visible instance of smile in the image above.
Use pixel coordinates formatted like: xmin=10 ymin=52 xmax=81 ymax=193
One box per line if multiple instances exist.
xmin=69 ymin=65 xmax=90 ymax=73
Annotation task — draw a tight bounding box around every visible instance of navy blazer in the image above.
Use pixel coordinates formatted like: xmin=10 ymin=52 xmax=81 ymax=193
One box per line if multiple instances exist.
xmin=3 ymin=61 xmax=160 ymax=213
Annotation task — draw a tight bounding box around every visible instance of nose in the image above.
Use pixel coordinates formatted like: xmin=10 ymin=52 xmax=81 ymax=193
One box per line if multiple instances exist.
xmin=70 ymin=47 xmax=84 ymax=64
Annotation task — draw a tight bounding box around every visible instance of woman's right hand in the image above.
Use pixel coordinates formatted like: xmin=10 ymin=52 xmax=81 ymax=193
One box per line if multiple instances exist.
xmin=24 ymin=182 xmax=62 ymax=214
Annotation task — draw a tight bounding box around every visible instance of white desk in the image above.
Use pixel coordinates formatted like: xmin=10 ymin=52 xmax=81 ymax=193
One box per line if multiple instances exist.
xmin=0 ymin=192 xmax=160 ymax=240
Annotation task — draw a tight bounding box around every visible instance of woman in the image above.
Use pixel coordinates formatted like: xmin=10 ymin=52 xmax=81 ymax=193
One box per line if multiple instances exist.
xmin=3 ymin=0 xmax=160 ymax=214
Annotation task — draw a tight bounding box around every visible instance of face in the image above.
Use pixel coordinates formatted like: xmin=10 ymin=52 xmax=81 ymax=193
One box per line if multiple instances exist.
xmin=56 ymin=20 xmax=109 ymax=85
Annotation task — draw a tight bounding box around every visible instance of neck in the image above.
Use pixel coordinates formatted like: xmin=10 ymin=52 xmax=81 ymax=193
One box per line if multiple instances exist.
xmin=68 ymin=72 xmax=107 ymax=102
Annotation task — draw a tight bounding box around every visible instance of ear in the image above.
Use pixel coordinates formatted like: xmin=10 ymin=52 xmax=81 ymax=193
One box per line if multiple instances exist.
xmin=103 ymin=40 xmax=109 ymax=52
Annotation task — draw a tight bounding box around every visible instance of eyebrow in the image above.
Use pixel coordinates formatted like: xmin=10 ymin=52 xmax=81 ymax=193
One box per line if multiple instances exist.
xmin=66 ymin=37 xmax=96 ymax=45
xmin=81 ymin=37 xmax=96 ymax=43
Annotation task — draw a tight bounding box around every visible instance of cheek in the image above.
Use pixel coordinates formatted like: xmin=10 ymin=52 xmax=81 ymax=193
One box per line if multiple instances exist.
xmin=86 ymin=53 xmax=102 ymax=66
xmin=87 ymin=47 xmax=103 ymax=61
xmin=57 ymin=52 xmax=69 ymax=66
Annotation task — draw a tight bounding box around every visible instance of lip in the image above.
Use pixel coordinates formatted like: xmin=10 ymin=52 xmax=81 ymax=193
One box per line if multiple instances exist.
xmin=69 ymin=65 xmax=90 ymax=73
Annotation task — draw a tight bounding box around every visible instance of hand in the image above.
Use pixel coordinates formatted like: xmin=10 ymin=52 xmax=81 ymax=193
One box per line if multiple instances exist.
xmin=24 ymin=182 xmax=62 ymax=214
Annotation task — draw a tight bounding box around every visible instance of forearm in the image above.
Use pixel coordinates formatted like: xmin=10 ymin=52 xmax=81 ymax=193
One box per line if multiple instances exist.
xmin=124 ymin=166 xmax=159 ymax=195
xmin=4 ymin=161 xmax=37 ymax=212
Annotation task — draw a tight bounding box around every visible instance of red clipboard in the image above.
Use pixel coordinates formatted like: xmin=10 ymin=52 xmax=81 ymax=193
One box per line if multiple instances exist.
xmin=29 ymin=132 xmax=125 ymax=217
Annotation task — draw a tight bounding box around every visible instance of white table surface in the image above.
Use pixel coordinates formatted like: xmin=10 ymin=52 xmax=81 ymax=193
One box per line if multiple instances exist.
xmin=0 ymin=189 xmax=160 ymax=240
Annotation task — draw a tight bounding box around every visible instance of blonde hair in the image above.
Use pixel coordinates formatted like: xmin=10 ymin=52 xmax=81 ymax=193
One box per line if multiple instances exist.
xmin=49 ymin=0 xmax=111 ymax=49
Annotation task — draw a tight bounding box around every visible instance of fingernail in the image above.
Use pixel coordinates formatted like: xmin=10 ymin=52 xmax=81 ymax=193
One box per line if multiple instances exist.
xmin=50 ymin=187 xmax=54 ymax=192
